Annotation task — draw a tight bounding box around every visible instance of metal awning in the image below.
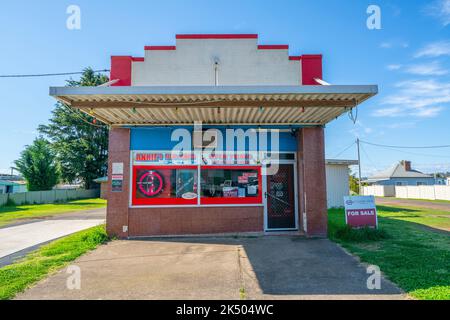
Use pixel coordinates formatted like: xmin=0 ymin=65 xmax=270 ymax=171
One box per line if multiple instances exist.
xmin=49 ymin=85 xmax=378 ymax=126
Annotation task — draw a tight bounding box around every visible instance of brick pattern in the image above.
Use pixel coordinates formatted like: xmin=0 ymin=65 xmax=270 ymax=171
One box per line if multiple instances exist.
xmin=297 ymin=127 xmax=328 ymax=237
xmin=106 ymin=128 xmax=130 ymax=238
xmin=129 ymin=206 xmax=263 ymax=236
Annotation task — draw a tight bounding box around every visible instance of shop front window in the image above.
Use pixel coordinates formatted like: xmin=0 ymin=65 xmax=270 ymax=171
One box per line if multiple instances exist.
xmin=200 ymin=166 xmax=262 ymax=204
xmin=132 ymin=166 xmax=198 ymax=205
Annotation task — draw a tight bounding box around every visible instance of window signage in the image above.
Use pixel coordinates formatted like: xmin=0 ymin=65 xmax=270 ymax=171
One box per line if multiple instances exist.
xmin=111 ymin=174 xmax=123 ymax=192
xmin=133 ymin=151 xmax=259 ymax=165
xmin=344 ymin=195 xmax=378 ymax=228
xmin=134 ymin=152 xmax=197 ymax=165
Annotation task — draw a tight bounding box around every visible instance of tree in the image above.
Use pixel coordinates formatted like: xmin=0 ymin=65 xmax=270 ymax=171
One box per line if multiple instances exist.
xmin=14 ymin=138 xmax=59 ymax=191
xmin=349 ymin=173 xmax=360 ymax=195
xmin=38 ymin=68 xmax=109 ymax=189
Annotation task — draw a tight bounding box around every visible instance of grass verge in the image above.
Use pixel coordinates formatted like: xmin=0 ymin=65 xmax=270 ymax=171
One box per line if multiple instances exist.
xmin=329 ymin=206 xmax=450 ymax=300
xmin=0 ymin=225 xmax=110 ymax=300
xmin=0 ymin=198 xmax=106 ymax=227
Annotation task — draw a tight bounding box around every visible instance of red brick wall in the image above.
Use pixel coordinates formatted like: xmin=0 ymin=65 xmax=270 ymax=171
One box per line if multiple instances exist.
xmin=106 ymin=128 xmax=130 ymax=238
xmin=129 ymin=206 xmax=263 ymax=236
xmin=297 ymin=127 xmax=328 ymax=237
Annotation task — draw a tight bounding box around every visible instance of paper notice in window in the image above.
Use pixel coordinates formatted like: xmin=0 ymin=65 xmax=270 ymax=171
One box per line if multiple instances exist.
xmin=247 ymin=185 xmax=257 ymax=195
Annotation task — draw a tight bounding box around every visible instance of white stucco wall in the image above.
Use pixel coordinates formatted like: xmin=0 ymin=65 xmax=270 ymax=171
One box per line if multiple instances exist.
xmin=326 ymin=164 xmax=351 ymax=208
xmin=132 ymin=38 xmax=301 ymax=86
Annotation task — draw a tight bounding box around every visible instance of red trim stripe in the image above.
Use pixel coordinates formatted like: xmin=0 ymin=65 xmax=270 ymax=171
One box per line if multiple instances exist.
xmin=258 ymin=45 xmax=289 ymax=50
xmin=131 ymin=57 xmax=144 ymax=62
xmin=176 ymin=34 xmax=258 ymax=39
xmin=144 ymin=46 xmax=176 ymax=50
xmin=289 ymin=56 xmax=301 ymax=61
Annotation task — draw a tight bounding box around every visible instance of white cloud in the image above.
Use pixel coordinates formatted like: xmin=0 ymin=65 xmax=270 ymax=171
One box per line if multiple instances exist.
xmin=387 ymin=64 xmax=402 ymax=70
xmin=373 ymin=79 xmax=450 ymax=118
xmin=415 ymin=40 xmax=450 ymax=58
xmin=411 ymin=106 xmax=443 ymax=117
xmin=385 ymin=122 xmax=417 ymax=129
xmin=425 ymin=0 xmax=450 ymax=26
xmin=380 ymin=41 xmax=409 ymax=49
xmin=348 ymin=120 xmax=374 ymax=138
xmin=405 ymin=61 xmax=448 ymax=76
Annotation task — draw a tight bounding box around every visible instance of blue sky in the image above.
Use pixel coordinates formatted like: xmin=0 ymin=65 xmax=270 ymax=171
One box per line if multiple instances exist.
xmin=0 ymin=0 xmax=449 ymax=177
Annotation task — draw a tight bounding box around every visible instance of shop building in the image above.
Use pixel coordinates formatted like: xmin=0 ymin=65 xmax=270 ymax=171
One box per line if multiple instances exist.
xmin=50 ymin=34 xmax=377 ymax=238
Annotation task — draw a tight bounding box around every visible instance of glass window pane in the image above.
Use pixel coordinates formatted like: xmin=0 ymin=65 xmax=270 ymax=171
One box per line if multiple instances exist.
xmin=201 ymin=168 xmax=259 ymax=199
xmin=133 ymin=166 xmax=198 ymax=205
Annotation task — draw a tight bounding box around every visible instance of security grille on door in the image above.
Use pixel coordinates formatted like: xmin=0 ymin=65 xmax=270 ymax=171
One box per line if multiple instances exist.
xmin=267 ymin=164 xmax=296 ymax=229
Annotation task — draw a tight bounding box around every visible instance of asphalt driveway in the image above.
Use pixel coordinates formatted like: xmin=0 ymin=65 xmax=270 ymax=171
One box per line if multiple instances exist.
xmin=376 ymin=197 xmax=450 ymax=212
xmin=0 ymin=209 xmax=105 ymax=267
xmin=16 ymin=236 xmax=404 ymax=300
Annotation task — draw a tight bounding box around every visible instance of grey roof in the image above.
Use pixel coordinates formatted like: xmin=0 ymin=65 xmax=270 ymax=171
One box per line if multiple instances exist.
xmin=325 ymin=159 xmax=358 ymax=166
xmin=367 ymin=162 xmax=433 ymax=181
xmin=50 ymin=85 xmax=378 ymax=97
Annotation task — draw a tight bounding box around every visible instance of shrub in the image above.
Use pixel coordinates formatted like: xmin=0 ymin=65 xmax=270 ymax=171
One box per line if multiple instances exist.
xmin=331 ymin=225 xmax=390 ymax=242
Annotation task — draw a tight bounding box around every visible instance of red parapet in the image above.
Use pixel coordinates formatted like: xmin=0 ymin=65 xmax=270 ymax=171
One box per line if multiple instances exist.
xmin=257 ymin=45 xmax=289 ymax=50
xmin=301 ymin=54 xmax=323 ymax=85
xmin=110 ymin=56 xmax=132 ymax=86
xmin=144 ymin=46 xmax=176 ymax=50
xmin=176 ymin=34 xmax=258 ymax=39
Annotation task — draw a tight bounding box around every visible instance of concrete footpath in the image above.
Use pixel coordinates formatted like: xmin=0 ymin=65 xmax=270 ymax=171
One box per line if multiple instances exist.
xmin=0 ymin=209 xmax=105 ymax=267
xmin=16 ymin=237 xmax=405 ymax=300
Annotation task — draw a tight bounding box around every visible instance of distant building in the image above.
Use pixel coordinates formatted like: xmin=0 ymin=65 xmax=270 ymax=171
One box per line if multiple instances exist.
xmin=93 ymin=176 xmax=108 ymax=199
xmin=365 ymin=160 xmax=435 ymax=186
xmin=325 ymin=159 xmax=358 ymax=208
xmin=0 ymin=180 xmax=27 ymax=194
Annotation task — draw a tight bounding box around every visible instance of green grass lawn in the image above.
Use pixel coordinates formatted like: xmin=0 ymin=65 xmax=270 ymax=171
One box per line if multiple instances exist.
xmin=0 ymin=225 xmax=109 ymax=300
xmin=329 ymin=205 xmax=450 ymax=300
xmin=0 ymin=198 xmax=106 ymax=227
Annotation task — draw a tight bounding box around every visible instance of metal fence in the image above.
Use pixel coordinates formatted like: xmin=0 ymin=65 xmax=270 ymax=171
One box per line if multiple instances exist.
xmin=362 ymin=185 xmax=450 ymax=201
xmin=0 ymin=189 xmax=100 ymax=206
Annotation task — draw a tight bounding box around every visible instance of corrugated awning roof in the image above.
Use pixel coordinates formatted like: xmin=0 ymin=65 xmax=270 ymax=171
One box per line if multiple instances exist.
xmin=50 ymin=85 xmax=377 ymax=126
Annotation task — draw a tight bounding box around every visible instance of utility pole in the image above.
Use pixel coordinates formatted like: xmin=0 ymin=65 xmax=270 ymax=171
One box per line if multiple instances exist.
xmin=357 ymin=138 xmax=362 ymax=195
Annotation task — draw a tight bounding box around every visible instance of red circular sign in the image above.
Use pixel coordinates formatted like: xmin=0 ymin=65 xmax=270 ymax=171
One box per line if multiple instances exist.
xmin=138 ymin=170 xmax=163 ymax=197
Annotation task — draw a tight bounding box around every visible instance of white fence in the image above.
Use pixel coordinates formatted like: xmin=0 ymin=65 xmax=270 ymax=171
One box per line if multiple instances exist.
xmin=0 ymin=189 xmax=100 ymax=206
xmin=361 ymin=185 xmax=395 ymax=197
xmin=362 ymin=185 xmax=450 ymax=201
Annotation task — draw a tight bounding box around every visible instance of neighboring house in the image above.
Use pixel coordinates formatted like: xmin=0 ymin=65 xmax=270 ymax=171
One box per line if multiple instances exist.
xmin=447 ymin=177 xmax=450 ymax=186
xmin=365 ymin=160 xmax=435 ymax=186
xmin=94 ymin=177 xmax=108 ymax=199
xmin=325 ymin=159 xmax=358 ymax=208
xmin=0 ymin=180 xmax=27 ymax=194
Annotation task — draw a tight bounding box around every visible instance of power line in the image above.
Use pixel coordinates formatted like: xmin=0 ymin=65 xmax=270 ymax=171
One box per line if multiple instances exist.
xmin=362 ymin=143 xmax=450 ymax=159
xmin=360 ymin=140 xmax=450 ymax=149
xmin=0 ymin=69 xmax=110 ymax=78
xmin=332 ymin=141 xmax=355 ymax=158
xmin=359 ymin=142 xmax=381 ymax=171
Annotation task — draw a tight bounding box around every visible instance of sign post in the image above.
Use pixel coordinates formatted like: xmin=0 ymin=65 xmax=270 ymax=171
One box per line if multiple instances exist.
xmin=344 ymin=195 xmax=378 ymax=228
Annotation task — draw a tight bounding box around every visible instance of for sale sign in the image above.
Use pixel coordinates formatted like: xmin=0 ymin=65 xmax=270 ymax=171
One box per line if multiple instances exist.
xmin=344 ymin=195 xmax=378 ymax=228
